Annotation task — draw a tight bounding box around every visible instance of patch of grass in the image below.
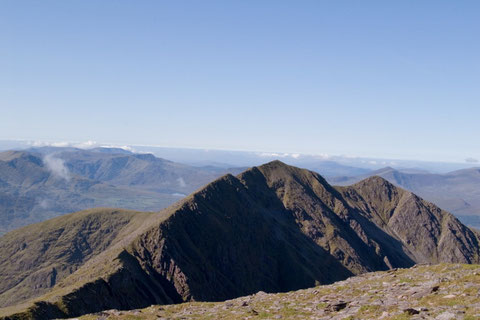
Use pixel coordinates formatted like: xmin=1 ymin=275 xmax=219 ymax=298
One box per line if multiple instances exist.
xmin=356 ymin=304 xmax=381 ymax=317
xmin=461 ymin=264 xmax=480 ymax=270
xmin=398 ymin=277 xmax=415 ymax=283
xmin=391 ymin=313 xmax=411 ymax=320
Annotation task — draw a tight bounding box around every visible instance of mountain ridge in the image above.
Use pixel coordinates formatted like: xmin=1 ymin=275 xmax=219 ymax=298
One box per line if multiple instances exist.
xmin=1 ymin=161 xmax=479 ymax=319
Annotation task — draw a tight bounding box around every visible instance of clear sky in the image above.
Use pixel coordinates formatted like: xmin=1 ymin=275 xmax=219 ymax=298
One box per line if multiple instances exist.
xmin=1 ymin=1 xmax=479 ymax=162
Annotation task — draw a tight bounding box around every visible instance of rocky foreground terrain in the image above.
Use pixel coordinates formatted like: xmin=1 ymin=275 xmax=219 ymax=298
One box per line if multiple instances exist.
xmin=78 ymin=264 xmax=480 ymax=320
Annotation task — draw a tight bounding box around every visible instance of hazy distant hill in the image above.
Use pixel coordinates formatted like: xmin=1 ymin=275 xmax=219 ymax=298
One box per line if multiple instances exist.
xmin=1 ymin=161 xmax=478 ymax=319
xmin=329 ymin=166 xmax=480 ymax=227
xmin=0 ymin=148 xmax=240 ymax=234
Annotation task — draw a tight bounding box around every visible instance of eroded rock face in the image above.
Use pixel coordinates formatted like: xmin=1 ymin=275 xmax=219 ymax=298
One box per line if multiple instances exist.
xmin=2 ymin=161 xmax=480 ymax=319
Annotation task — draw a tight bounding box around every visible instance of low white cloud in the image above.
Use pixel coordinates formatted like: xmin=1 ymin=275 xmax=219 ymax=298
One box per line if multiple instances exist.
xmin=257 ymin=152 xmax=306 ymax=159
xmin=172 ymin=193 xmax=187 ymax=197
xmin=30 ymin=141 xmax=70 ymax=147
xmin=73 ymin=140 xmax=97 ymax=148
xmin=30 ymin=140 xmax=95 ymax=148
xmin=43 ymin=154 xmax=70 ymax=181
xmin=177 ymin=177 xmax=186 ymax=188
xmin=99 ymin=145 xmax=135 ymax=152
xmin=37 ymin=199 xmax=50 ymax=209
xmin=28 ymin=140 xmax=137 ymax=152
xmin=465 ymin=157 xmax=479 ymax=163
xmin=312 ymin=154 xmax=330 ymax=160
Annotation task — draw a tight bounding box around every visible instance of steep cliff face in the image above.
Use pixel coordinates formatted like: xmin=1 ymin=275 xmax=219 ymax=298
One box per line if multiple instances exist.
xmin=339 ymin=176 xmax=480 ymax=264
xmin=1 ymin=161 xmax=479 ymax=319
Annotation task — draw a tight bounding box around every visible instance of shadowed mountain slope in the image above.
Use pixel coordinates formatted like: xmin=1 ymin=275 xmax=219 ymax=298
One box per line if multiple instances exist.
xmin=1 ymin=161 xmax=479 ymax=319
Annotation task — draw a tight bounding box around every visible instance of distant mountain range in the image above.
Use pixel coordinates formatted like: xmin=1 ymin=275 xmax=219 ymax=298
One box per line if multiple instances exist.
xmin=3 ymin=145 xmax=480 ymax=235
xmin=0 ymin=147 xmax=241 ymax=234
xmin=328 ymin=166 xmax=480 ymax=227
xmin=2 ymin=139 xmax=475 ymax=176
xmin=1 ymin=161 xmax=478 ymax=319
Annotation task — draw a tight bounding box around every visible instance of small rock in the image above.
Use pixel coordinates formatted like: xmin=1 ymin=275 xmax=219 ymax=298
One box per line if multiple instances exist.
xmin=443 ymin=294 xmax=456 ymax=299
xmin=431 ymin=285 xmax=440 ymax=293
xmin=326 ymin=301 xmax=348 ymax=312
xmin=241 ymin=301 xmax=249 ymax=307
xmin=404 ymin=308 xmax=420 ymax=315
xmin=436 ymin=311 xmax=457 ymax=320
xmin=250 ymin=309 xmax=259 ymax=315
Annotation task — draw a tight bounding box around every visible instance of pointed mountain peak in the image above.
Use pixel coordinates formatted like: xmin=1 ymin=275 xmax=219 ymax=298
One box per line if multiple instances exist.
xmin=354 ymin=175 xmax=396 ymax=189
xmin=348 ymin=175 xmax=408 ymax=206
xmin=192 ymin=173 xmax=241 ymax=197
xmin=262 ymin=159 xmax=289 ymax=167
xmin=238 ymin=160 xmax=298 ymax=182
xmin=255 ymin=160 xmax=314 ymax=175
xmin=251 ymin=160 xmax=328 ymax=187
xmin=373 ymin=166 xmax=397 ymax=174
xmin=257 ymin=159 xmax=290 ymax=170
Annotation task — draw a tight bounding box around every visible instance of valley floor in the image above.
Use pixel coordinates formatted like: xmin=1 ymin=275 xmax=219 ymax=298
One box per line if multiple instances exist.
xmin=77 ymin=264 xmax=480 ymax=320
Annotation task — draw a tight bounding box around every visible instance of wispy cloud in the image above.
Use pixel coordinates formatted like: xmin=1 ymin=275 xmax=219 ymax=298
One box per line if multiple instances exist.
xmin=74 ymin=140 xmax=97 ymax=148
xmin=31 ymin=140 xmax=95 ymax=148
xmin=29 ymin=140 xmax=135 ymax=152
xmin=37 ymin=198 xmax=50 ymax=209
xmin=177 ymin=177 xmax=187 ymax=188
xmin=465 ymin=157 xmax=479 ymax=163
xmin=99 ymin=144 xmax=135 ymax=152
xmin=43 ymin=154 xmax=70 ymax=181
xmin=31 ymin=141 xmax=70 ymax=147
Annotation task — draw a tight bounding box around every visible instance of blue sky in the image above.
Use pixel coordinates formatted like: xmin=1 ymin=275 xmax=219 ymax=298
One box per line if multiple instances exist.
xmin=1 ymin=1 xmax=479 ymax=162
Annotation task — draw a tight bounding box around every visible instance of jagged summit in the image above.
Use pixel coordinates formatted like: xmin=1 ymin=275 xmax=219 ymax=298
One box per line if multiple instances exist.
xmin=258 ymin=159 xmax=288 ymax=168
xmin=348 ymin=175 xmax=404 ymax=205
xmin=1 ymin=161 xmax=479 ymax=319
xmin=353 ymin=174 xmax=396 ymax=187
